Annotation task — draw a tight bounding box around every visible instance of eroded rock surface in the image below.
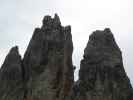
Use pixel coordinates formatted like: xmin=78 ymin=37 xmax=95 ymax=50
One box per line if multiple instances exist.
xmin=0 ymin=15 xmax=133 ymax=100
xmin=23 ymin=14 xmax=74 ymax=100
xmin=0 ymin=46 xmax=24 ymax=100
xmin=71 ymin=28 xmax=133 ymax=100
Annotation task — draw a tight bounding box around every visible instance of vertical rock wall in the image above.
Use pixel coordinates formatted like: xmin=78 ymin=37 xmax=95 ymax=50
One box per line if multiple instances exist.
xmin=23 ymin=14 xmax=74 ymax=100
xmin=72 ymin=28 xmax=133 ymax=100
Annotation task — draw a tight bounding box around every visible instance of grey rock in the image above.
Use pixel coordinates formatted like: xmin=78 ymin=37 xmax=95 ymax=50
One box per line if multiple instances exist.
xmin=0 ymin=46 xmax=24 ymax=100
xmin=72 ymin=28 xmax=133 ymax=100
xmin=0 ymin=14 xmax=133 ymax=100
xmin=23 ymin=14 xmax=74 ymax=100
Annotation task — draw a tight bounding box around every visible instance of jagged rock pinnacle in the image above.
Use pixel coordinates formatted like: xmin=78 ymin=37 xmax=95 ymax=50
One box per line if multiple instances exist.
xmin=42 ymin=13 xmax=61 ymax=30
xmin=0 ymin=46 xmax=22 ymax=80
xmin=53 ymin=13 xmax=61 ymax=25
xmin=0 ymin=46 xmax=24 ymax=100
xmin=0 ymin=15 xmax=132 ymax=100
xmin=73 ymin=28 xmax=133 ymax=100
xmin=23 ymin=14 xmax=74 ymax=100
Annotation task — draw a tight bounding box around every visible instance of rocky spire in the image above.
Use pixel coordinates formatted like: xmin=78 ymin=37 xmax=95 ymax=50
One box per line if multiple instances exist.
xmin=72 ymin=28 xmax=133 ymax=100
xmin=0 ymin=46 xmax=24 ymax=100
xmin=0 ymin=46 xmax=22 ymax=80
xmin=0 ymin=14 xmax=133 ymax=100
xmin=23 ymin=14 xmax=74 ymax=100
xmin=53 ymin=13 xmax=61 ymax=25
xmin=42 ymin=13 xmax=61 ymax=30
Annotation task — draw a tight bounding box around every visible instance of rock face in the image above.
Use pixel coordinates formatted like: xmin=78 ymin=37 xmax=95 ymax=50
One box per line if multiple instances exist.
xmin=0 ymin=46 xmax=24 ymax=100
xmin=23 ymin=14 xmax=74 ymax=100
xmin=72 ymin=28 xmax=133 ymax=100
xmin=0 ymin=15 xmax=133 ymax=100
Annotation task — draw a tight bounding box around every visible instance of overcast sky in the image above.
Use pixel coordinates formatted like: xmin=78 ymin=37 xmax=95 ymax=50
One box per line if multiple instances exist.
xmin=0 ymin=0 xmax=133 ymax=83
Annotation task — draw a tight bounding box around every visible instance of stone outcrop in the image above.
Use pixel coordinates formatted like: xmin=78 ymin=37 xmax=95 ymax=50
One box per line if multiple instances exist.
xmin=0 ymin=14 xmax=133 ymax=100
xmin=0 ymin=46 xmax=24 ymax=100
xmin=22 ymin=14 xmax=74 ymax=100
xmin=71 ymin=28 xmax=133 ymax=100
